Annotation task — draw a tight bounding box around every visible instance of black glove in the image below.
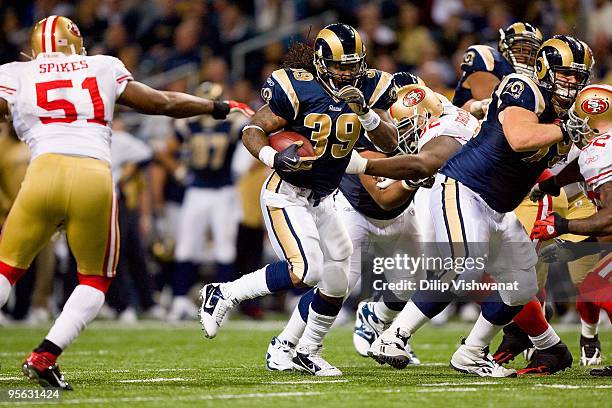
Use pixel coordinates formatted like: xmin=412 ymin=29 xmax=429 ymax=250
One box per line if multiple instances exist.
xmin=529 ymin=177 xmax=561 ymax=202
xmin=273 ymin=142 xmax=315 ymax=172
xmin=403 ymin=176 xmax=435 ymax=189
xmin=540 ymin=238 xmax=602 ymax=263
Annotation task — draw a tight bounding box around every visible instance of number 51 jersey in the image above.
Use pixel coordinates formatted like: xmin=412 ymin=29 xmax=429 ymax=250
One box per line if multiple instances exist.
xmin=262 ymin=68 xmax=396 ymax=198
xmin=0 ymin=52 xmax=133 ymax=164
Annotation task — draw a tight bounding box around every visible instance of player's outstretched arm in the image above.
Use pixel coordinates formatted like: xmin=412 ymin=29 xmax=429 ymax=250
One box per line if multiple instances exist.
xmin=501 ymin=106 xmax=565 ymax=152
xmin=567 ymin=182 xmax=612 ymax=236
xmin=362 ymin=137 xmax=460 ymax=179
xmin=358 ymin=151 xmax=415 ymax=210
xmin=367 ymin=108 xmax=399 ymax=152
xmin=118 ymin=81 xmax=230 ymax=119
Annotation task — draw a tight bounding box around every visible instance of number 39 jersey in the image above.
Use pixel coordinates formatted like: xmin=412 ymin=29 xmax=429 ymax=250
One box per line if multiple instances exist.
xmin=579 ymin=132 xmax=612 ymax=208
xmin=262 ymin=68 xmax=396 ymax=198
xmin=0 ymin=52 xmax=133 ymax=164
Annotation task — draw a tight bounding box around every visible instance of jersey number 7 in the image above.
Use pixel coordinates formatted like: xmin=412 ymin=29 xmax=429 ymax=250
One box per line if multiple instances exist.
xmin=36 ymin=78 xmax=105 ymax=125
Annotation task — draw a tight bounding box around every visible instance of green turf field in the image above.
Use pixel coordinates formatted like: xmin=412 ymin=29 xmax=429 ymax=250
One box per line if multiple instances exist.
xmin=0 ymin=320 xmax=610 ymax=407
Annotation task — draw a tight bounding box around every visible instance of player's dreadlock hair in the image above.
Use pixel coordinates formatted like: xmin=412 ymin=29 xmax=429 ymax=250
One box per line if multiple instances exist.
xmin=281 ymin=41 xmax=316 ymax=74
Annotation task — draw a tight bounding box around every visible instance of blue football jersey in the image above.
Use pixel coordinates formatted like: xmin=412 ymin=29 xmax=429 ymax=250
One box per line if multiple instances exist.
xmin=441 ymin=74 xmax=571 ymax=213
xmin=174 ymin=115 xmax=245 ymax=188
xmin=262 ymin=68 xmax=396 ymax=197
xmin=453 ymin=45 xmax=514 ymax=108
xmin=339 ymin=136 xmax=410 ymax=220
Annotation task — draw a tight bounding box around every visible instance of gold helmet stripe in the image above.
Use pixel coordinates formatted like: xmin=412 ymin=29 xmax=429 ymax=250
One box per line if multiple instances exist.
xmin=317 ymin=28 xmax=344 ymax=60
xmin=513 ymin=22 xmax=526 ymax=34
xmin=580 ymin=40 xmax=593 ymax=68
xmin=352 ymin=27 xmax=363 ymax=55
xmin=544 ymin=38 xmax=573 ymax=66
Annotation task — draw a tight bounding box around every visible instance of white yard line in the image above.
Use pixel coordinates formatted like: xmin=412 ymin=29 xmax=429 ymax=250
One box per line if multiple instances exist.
xmin=117 ymin=377 xmax=193 ymax=383
xmin=534 ymin=384 xmax=612 ymax=389
xmin=419 ymin=381 xmax=502 ymax=387
xmin=268 ymin=379 xmax=349 ymax=384
xmin=416 ymin=387 xmax=478 ymax=393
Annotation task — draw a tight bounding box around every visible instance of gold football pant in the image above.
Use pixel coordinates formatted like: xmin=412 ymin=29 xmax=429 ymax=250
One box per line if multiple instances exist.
xmin=0 ymin=154 xmax=118 ymax=277
xmin=514 ymin=192 xmax=597 ymax=289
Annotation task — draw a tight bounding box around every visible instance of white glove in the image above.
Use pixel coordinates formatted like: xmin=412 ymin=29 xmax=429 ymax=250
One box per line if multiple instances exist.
xmin=376 ymin=178 xmax=398 ymax=189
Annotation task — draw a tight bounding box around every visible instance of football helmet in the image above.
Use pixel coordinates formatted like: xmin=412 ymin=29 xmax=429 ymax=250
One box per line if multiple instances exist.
xmin=536 ymin=35 xmax=594 ymax=115
xmin=567 ymin=84 xmax=612 ymax=148
xmin=393 ymin=72 xmax=424 ymax=89
xmin=389 ymin=84 xmax=444 ymax=154
xmin=313 ymin=23 xmax=367 ymax=96
xmin=498 ymin=22 xmax=543 ymax=78
xmin=31 ymin=15 xmax=85 ymax=58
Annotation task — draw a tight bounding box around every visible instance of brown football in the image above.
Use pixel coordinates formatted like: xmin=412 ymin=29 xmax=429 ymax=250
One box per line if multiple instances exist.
xmin=269 ymin=131 xmax=315 ymax=157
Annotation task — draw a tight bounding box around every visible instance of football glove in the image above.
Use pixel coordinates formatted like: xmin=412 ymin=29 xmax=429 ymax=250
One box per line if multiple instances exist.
xmin=376 ymin=177 xmax=398 ymax=189
xmin=227 ymin=100 xmax=255 ymax=117
xmin=540 ymin=238 xmax=593 ymax=264
xmin=211 ymin=100 xmax=254 ymax=119
xmin=530 ymin=212 xmax=570 ymax=241
xmin=402 ymin=176 xmax=435 ymax=189
xmin=334 ymin=85 xmax=369 ymax=115
xmin=273 ymin=142 xmax=316 ymax=172
xmin=529 ymin=177 xmax=561 ymax=202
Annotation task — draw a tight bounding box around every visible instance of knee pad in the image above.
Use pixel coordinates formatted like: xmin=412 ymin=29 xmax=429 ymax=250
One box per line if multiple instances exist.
xmin=318 ymin=258 xmax=349 ymax=298
xmin=77 ymin=273 xmax=113 ymax=293
xmin=299 ymin=249 xmax=324 ymax=287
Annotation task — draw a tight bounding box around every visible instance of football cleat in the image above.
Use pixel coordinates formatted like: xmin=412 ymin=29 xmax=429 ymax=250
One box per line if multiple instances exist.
xmin=590 ymin=365 xmax=612 ymax=377
xmin=292 ymin=344 xmax=342 ymax=376
xmin=450 ymin=339 xmax=517 ymax=378
xmin=493 ymin=322 xmax=533 ymax=364
xmin=517 ymin=341 xmax=573 ymax=375
xmin=353 ymin=301 xmax=388 ymax=357
xmin=580 ymin=334 xmax=602 ymax=366
xmin=367 ymin=328 xmax=413 ymax=369
xmin=199 ymin=283 xmax=236 ymax=339
xmin=266 ymin=336 xmax=296 ymax=371
xmin=22 ymin=352 xmax=73 ymax=390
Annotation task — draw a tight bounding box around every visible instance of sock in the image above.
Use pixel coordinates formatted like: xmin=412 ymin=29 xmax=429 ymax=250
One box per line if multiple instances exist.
xmin=278 ymin=306 xmax=308 ymax=346
xmin=529 ymin=325 xmax=561 ymax=349
xmin=581 ymin=318 xmax=599 ymax=338
xmin=480 ymin=292 xmax=523 ymax=325
xmin=373 ymin=301 xmax=399 ymax=323
xmin=512 ymin=298 xmax=549 ymax=337
xmin=34 ymin=339 xmax=63 ymax=358
xmin=0 ymin=274 xmax=10 ymax=307
xmin=298 ymin=290 xmax=342 ymax=347
xmin=388 ymin=300 xmax=430 ymax=335
xmin=223 ymin=261 xmax=292 ymax=302
xmin=465 ymin=313 xmax=503 ymax=347
xmin=45 ymin=285 xmax=105 ymax=350
xmin=577 ymin=300 xmax=600 ymax=324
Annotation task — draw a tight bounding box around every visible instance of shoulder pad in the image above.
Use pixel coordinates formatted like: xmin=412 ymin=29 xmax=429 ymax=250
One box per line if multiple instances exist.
xmin=262 ymin=68 xmax=300 ymax=121
xmin=495 ymin=73 xmax=545 ymax=116
xmin=363 ymin=70 xmax=396 ymax=110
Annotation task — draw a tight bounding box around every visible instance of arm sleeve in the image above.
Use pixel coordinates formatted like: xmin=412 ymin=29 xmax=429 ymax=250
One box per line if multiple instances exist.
xmin=0 ymin=65 xmax=18 ymax=105
xmin=460 ymin=45 xmax=497 ymax=75
xmin=496 ymin=75 xmax=544 ymax=116
xmin=261 ymin=70 xmax=297 ymax=121
xmin=107 ymin=56 xmax=134 ymax=97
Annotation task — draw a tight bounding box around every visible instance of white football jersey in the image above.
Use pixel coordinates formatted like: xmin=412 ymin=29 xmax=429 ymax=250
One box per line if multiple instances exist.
xmin=418 ymin=105 xmax=479 ymax=151
xmin=0 ymin=52 xmax=133 ymax=164
xmin=578 ymin=131 xmax=612 ymax=208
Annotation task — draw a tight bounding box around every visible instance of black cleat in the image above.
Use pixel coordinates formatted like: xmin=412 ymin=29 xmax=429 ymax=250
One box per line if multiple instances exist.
xmin=580 ymin=334 xmax=602 ymax=366
xmin=22 ymin=352 xmax=73 ymax=390
xmin=517 ymin=341 xmax=573 ymax=375
xmin=493 ymin=322 xmax=533 ymax=364
xmin=590 ymin=365 xmax=612 ymax=377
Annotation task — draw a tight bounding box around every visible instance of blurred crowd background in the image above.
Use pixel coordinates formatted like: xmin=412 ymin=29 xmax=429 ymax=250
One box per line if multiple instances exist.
xmin=0 ymin=0 xmax=611 ymax=326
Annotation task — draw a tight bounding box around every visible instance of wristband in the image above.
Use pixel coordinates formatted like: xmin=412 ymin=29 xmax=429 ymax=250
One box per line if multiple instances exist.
xmin=358 ymin=110 xmax=381 ymax=131
xmin=557 ymin=216 xmax=570 ymax=235
xmin=258 ymin=145 xmax=277 ymax=168
xmin=345 ymin=150 xmax=368 ymax=174
xmin=211 ymin=101 xmax=230 ymax=119
xmin=243 ymin=125 xmax=265 ymax=134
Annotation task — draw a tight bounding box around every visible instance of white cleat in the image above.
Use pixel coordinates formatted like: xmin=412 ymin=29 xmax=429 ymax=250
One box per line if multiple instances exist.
xmin=266 ymin=336 xmax=296 ymax=371
xmin=198 ymin=283 xmax=236 ymax=338
xmin=353 ymin=301 xmax=387 ymax=357
xmin=292 ymin=344 xmax=342 ymax=376
xmin=367 ymin=328 xmax=413 ymax=369
xmin=450 ymin=339 xmax=517 ymax=378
